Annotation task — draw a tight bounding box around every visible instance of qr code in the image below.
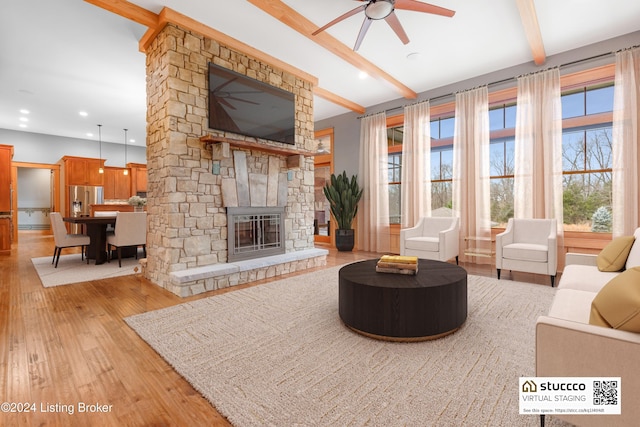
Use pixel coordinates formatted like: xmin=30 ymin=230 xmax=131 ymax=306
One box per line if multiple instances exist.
xmin=593 ymin=380 xmax=618 ymax=405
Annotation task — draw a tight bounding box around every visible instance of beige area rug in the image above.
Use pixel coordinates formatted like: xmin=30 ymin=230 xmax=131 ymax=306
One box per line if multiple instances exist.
xmin=31 ymin=253 xmax=142 ymax=287
xmin=126 ymin=265 xmax=570 ymax=427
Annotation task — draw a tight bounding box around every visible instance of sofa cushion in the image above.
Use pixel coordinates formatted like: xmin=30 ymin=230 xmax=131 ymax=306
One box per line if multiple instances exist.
xmin=597 ymin=235 xmax=635 ymax=272
xmin=557 ymin=264 xmax=619 ymax=293
xmin=404 ymin=237 xmax=439 ymax=252
xmin=502 ymin=243 xmax=548 ymax=262
xmin=548 ymin=288 xmax=596 ymax=324
xmin=625 ymin=228 xmax=640 ymax=270
xmin=589 ymin=267 xmax=640 ymax=332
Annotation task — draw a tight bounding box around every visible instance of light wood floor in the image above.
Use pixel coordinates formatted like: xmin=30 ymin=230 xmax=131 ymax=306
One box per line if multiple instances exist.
xmin=0 ymin=232 xmax=554 ymax=426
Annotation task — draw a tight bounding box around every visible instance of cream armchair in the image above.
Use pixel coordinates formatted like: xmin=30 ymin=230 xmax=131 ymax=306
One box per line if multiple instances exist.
xmin=400 ymin=217 xmax=459 ymax=264
xmin=496 ymin=218 xmax=557 ymax=286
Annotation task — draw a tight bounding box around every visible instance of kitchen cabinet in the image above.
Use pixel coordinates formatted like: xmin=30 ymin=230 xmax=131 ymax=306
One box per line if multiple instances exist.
xmin=104 ymin=167 xmax=131 ymax=200
xmin=127 ymin=163 xmax=147 ymax=194
xmin=0 ymin=217 xmax=10 ymax=252
xmin=61 ymin=156 xmax=105 ymax=186
xmin=0 ymin=144 xmax=13 ymax=212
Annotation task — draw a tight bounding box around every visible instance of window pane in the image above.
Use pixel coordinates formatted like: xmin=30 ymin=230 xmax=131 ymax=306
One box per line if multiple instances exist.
xmin=563 ymin=172 xmax=612 ymax=232
xmin=431 ymin=181 xmax=452 ymax=214
xmin=489 ymin=108 xmax=504 ymax=131
xmin=504 ymin=105 xmax=517 ymax=129
xmin=585 ymin=127 xmax=612 ymax=170
xmin=440 ymin=117 xmax=455 ymax=138
xmin=490 ymin=177 xmax=514 ymax=227
xmin=388 ymin=153 xmax=401 ymax=182
xmin=490 ymin=142 xmax=505 ymax=176
xmin=505 ymin=138 xmax=515 ymax=174
xmin=586 ymin=85 xmax=614 ymax=115
xmin=389 ymin=184 xmax=401 ymax=224
xmin=562 ymin=130 xmax=585 ymax=171
xmin=562 ymin=91 xmax=584 ymax=119
xmin=430 ymin=120 xmax=439 ymax=139
xmin=440 ymin=148 xmax=453 ymax=179
xmin=430 ymin=151 xmax=441 ymax=180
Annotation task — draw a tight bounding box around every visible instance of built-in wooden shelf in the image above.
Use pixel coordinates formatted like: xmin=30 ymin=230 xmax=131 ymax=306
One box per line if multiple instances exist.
xmin=200 ymin=135 xmax=315 ymax=158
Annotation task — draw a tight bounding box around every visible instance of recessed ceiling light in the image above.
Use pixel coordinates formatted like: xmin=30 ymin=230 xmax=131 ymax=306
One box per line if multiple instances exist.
xmin=79 ymin=111 xmax=88 ymax=117
xmin=86 ymin=132 xmax=94 ymax=137
xmin=19 ymin=109 xmax=30 ymax=114
xmin=359 ymin=71 xmax=369 ymax=79
xmin=19 ymin=124 xmax=27 ymax=128
xmin=19 ymin=117 xmax=28 ymax=122
xmin=129 ymin=139 xmax=135 ymax=143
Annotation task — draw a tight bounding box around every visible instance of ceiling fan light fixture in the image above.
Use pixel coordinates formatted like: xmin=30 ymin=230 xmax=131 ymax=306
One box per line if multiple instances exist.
xmin=365 ymin=0 xmax=394 ymax=20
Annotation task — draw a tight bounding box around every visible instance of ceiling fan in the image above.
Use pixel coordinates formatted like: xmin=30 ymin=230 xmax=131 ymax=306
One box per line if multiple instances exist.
xmin=312 ymin=0 xmax=455 ymax=51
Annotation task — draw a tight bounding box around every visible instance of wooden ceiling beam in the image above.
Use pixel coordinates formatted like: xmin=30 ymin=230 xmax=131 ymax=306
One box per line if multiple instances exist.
xmin=516 ymin=0 xmax=546 ymax=65
xmin=86 ymin=0 xmax=369 ymax=113
xmin=84 ymin=0 xmax=158 ymax=28
xmin=247 ymin=0 xmax=417 ymax=100
xmin=314 ymin=87 xmax=366 ymax=114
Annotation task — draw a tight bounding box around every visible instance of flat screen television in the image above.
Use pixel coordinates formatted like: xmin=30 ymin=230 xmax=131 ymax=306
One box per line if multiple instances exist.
xmin=208 ymin=62 xmax=296 ymax=145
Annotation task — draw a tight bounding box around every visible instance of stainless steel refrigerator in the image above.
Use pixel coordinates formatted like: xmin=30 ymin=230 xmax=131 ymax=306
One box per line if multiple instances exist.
xmin=69 ymin=185 xmax=104 ymax=233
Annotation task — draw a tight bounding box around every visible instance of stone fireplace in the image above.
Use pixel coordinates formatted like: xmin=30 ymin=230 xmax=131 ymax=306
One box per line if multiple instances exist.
xmin=143 ymin=24 xmax=327 ymax=296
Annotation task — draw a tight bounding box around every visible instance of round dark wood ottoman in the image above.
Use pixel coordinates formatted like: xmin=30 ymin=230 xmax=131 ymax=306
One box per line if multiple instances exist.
xmin=338 ymin=259 xmax=467 ymax=341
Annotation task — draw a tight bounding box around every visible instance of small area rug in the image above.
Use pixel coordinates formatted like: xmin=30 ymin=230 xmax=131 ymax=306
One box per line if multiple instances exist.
xmin=126 ymin=265 xmax=563 ymax=426
xmin=32 ymin=253 xmax=141 ymax=287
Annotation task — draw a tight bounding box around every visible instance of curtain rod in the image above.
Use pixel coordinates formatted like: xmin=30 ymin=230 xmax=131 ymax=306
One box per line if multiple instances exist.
xmin=357 ymin=46 xmax=631 ymax=120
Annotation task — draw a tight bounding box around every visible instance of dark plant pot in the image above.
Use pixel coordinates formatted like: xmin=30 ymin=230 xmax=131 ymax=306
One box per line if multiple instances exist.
xmin=335 ymin=229 xmax=355 ymax=252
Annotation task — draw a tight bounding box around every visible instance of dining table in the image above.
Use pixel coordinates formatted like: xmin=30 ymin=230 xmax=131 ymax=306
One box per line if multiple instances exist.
xmin=63 ymin=215 xmax=116 ymax=265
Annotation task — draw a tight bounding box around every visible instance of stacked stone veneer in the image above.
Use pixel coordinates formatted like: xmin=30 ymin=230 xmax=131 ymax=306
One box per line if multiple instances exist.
xmin=144 ymin=23 xmax=324 ymax=296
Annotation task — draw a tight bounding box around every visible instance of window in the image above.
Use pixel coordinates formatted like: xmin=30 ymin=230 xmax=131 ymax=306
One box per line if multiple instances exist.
xmin=384 ymin=67 xmax=615 ymax=233
xmin=388 ymin=152 xmax=402 ymax=224
xmin=561 ymin=84 xmax=614 ymax=232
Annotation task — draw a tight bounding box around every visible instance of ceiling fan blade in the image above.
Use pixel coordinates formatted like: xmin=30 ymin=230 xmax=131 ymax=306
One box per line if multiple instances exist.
xmin=227 ymin=96 xmax=260 ymax=105
xmin=213 ymin=78 xmax=238 ymax=92
xmin=312 ymin=4 xmax=365 ymax=36
xmin=353 ymin=17 xmax=372 ymax=51
xmin=215 ymin=96 xmax=237 ymax=110
xmin=384 ymin=12 xmax=409 ymax=45
xmin=394 ymin=0 xmax=456 ymax=17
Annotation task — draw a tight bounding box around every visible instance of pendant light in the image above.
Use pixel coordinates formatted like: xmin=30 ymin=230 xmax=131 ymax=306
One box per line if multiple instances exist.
xmin=97 ymin=124 xmax=104 ymax=174
xmin=123 ymin=128 xmax=129 ymax=175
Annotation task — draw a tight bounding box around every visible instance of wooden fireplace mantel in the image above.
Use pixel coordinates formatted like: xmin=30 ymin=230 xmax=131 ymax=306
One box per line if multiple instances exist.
xmin=200 ymin=135 xmax=314 ymax=168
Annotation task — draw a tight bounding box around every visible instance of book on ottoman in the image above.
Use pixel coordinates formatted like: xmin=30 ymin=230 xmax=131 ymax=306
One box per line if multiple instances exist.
xmin=376 ymin=255 xmax=418 ymax=275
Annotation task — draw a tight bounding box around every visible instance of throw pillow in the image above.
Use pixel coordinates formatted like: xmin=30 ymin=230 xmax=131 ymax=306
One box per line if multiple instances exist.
xmin=596 ymin=236 xmax=635 ymax=272
xmin=625 ymin=228 xmax=640 ymax=270
xmin=589 ymin=267 xmax=640 ymax=332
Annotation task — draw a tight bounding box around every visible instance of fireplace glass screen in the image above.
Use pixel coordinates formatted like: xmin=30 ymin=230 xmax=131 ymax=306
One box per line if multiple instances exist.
xmin=227 ymin=207 xmax=285 ymax=261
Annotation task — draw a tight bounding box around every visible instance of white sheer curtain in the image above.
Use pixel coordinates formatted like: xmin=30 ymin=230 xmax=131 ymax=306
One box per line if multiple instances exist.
xmin=452 ymin=87 xmax=491 ymax=261
xmin=612 ymin=47 xmax=640 ymax=237
xmin=401 ymin=101 xmax=431 ymax=228
xmin=513 ymin=68 xmax=564 ymax=235
xmin=358 ymin=112 xmax=390 ymax=253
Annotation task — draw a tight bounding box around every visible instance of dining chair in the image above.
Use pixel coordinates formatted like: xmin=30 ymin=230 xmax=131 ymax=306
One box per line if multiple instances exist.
xmin=106 ymin=212 xmax=147 ymax=267
xmin=50 ymin=212 xmax=91 ymax=268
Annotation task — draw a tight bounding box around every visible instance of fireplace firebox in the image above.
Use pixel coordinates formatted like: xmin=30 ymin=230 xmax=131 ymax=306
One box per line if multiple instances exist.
xmin=227 ymin=207 xmax=285 ymax=262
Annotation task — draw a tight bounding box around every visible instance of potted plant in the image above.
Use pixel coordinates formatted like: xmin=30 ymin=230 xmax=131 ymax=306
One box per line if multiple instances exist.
xmin=323 ymin=171 xmax=363 ymax=251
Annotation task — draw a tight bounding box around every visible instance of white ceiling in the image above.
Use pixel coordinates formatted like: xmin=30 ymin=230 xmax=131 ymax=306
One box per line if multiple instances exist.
xmin=1 ymin=0 xmax=640 ymax=147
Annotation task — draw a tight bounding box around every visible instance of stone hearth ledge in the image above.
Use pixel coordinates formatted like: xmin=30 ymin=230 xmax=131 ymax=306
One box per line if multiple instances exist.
xmin=168 ymin=248 xmax=329 ymax=297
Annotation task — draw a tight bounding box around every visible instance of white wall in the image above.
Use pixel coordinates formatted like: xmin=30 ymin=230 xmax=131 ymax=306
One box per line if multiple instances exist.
xmin=0 ymin=128 xmax=146 ymax=166
xmin=315 ymin=31 xmax=640 ymax=183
